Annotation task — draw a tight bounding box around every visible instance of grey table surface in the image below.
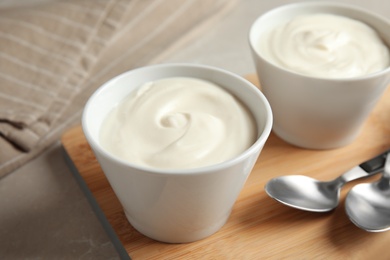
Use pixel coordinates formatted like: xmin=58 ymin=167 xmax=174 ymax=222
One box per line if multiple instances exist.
xmin=1 ymin=0 xmax=389 ymax=259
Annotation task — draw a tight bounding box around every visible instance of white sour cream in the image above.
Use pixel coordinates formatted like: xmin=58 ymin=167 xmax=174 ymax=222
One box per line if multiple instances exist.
xmin=259 ymin=14 xmax=390 ymax=78
xmin=99 ymin=77 xmax=257 ymax=169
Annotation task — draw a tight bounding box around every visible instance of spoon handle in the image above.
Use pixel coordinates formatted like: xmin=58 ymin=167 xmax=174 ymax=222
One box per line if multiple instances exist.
xmin=384 ymin=152 xmax=390 ymax=178
xmin=359 ymin=150 xmax=389 ymax=174
xmin=341 ymin=150 xmax=389 ymax=183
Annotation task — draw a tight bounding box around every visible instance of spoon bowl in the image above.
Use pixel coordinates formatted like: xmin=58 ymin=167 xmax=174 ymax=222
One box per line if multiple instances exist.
xmin=265 ymin=175 xmax=340 ymax=212
xmin=345 ymin=152 xmax=390 ymax=232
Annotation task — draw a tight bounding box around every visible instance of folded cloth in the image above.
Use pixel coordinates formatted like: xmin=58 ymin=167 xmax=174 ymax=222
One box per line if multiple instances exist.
xmin=0 ymin=0 xmax=236 ymax=178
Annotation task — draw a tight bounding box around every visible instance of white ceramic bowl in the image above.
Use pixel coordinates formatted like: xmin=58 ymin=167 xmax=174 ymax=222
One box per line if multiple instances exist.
xmin=249 ymin=2 xmax=390 ymax=149
xmin=82 ymin=63 xmax=273 ymax=243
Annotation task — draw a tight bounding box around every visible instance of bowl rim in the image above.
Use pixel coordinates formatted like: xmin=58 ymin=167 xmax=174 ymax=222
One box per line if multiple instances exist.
xmin=82 ymin=63 xmax=273 ymax=176
xmin=248 ymin=1 xmax=390 ymax=82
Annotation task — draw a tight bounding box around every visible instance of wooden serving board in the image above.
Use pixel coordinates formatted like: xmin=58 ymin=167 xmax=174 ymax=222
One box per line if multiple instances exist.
xmin=62 ymin=75 xmax=390 ymax=259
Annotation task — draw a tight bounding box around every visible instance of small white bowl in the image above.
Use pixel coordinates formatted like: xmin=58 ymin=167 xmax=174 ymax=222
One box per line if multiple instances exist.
xmin=249 ymin=2 xmax=390 ymax=149
xmin=82 ymin=63 xmax=273 ymax=243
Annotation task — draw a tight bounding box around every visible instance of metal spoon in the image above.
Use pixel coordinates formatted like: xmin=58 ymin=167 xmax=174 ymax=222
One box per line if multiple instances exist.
xmin=345 ymin=152 xmax=390 ymax=232
xmin=265 ymin=150 xmax=388 ymax=212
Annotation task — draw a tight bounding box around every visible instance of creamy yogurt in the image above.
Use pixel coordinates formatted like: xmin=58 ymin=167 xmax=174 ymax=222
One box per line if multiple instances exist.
xmin=99 ymin=77 xmax=257 ymax=169
xmin=259 ymin=13 xmax=390 ymax=78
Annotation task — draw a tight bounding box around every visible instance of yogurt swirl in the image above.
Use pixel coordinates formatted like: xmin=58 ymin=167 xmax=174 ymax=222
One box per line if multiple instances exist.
xmin=99 ymin=77 xmax=257 ymax=169
xmin=259 ymin=14 xmax=390 ymax=78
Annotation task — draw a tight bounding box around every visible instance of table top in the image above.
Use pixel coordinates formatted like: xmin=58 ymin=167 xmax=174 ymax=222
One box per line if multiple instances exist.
xmin=1 ymin=1 xmax=390 ymax=259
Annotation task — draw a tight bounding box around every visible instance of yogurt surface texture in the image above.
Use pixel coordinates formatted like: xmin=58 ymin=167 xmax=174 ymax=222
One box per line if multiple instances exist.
xmin=99 ymin=77 xmax=257 ymax=169
xmin=258 ymin=13 xmax=390 ymax=78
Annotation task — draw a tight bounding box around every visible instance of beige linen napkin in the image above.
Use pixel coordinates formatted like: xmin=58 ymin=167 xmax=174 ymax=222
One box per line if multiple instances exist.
xmin=0 ymin=0 xmax=236 ymax=178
